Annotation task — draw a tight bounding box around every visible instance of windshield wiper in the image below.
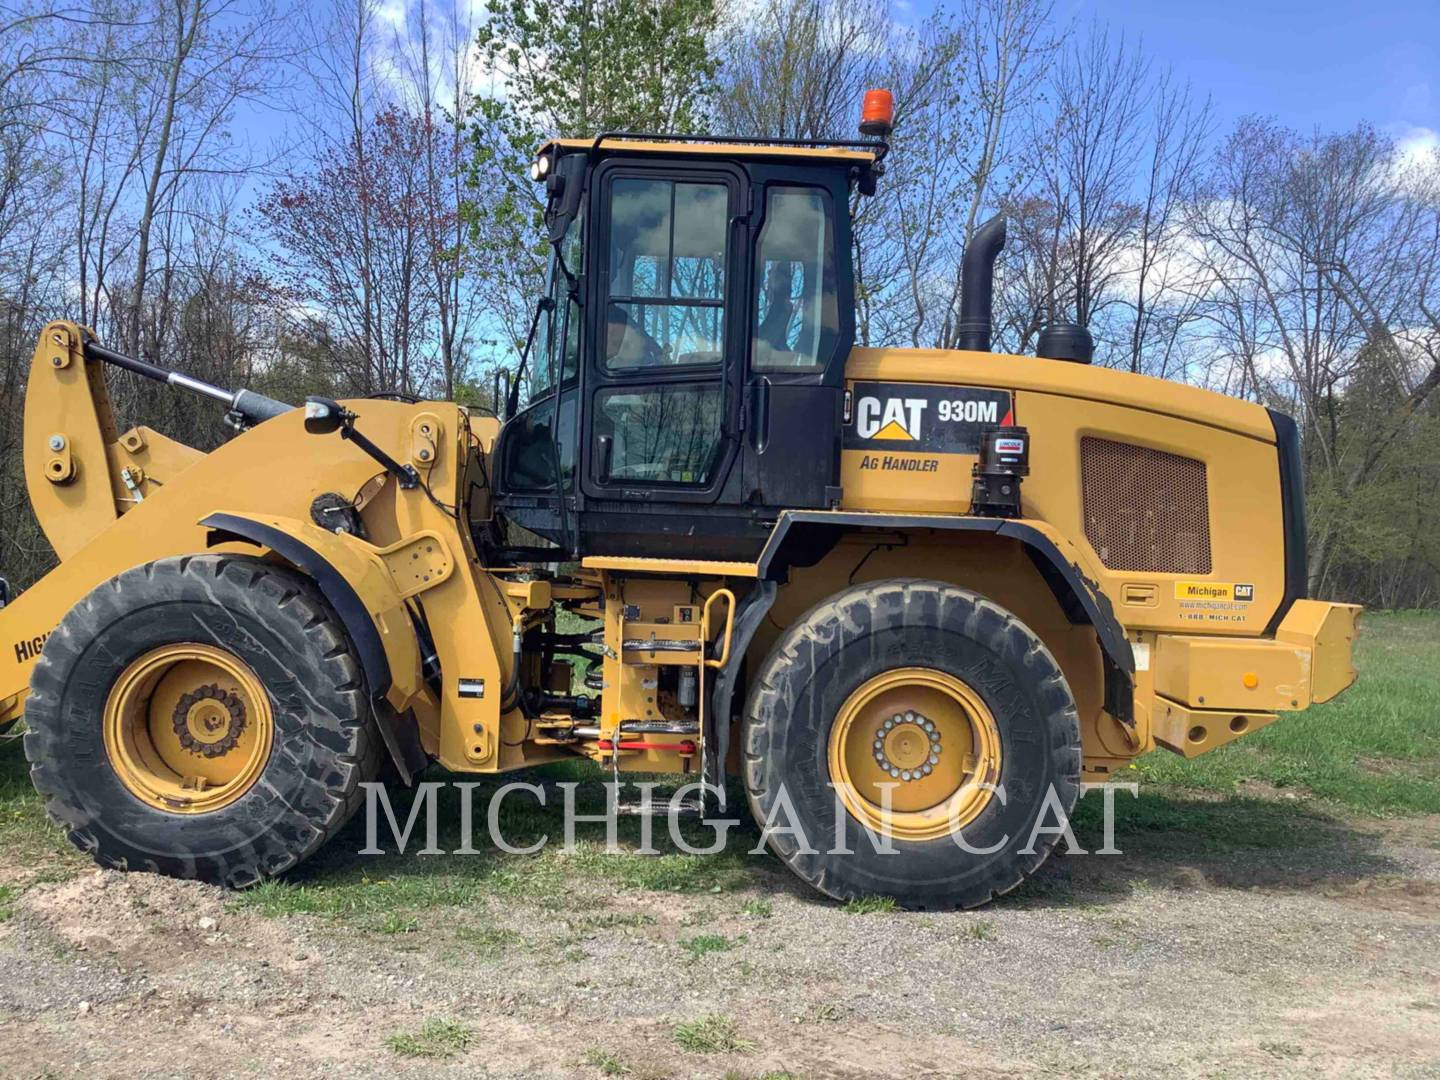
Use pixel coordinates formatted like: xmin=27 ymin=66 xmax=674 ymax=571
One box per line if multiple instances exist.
xmin=505 ymin=294 xmax=554 ymax=420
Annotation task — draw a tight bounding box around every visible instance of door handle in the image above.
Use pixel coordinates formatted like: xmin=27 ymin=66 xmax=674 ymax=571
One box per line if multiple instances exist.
xmin=597 ymin=434 xmax=613 ymax=482
xmin=751 ymin=380 xmax=771 ymax=454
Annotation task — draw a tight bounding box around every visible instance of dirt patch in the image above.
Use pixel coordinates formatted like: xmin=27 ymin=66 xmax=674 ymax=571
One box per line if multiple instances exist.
xmin=1319 ymin=875 xmax=1440 ymax=918
xmin=1356 ymin=756 xmax=1436 ymax=780
xmin=2 ymin=822 xmax=1440 ymax=1079
xmin=24 ymin=871 xmax=227 ymax=957
xmin=1236 ymin=777 xmax=1312 ymax=801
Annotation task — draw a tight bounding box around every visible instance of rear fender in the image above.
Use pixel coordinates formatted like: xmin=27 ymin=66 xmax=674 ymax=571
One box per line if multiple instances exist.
xmin=757 ymin=510 xmax=1135 ymax=723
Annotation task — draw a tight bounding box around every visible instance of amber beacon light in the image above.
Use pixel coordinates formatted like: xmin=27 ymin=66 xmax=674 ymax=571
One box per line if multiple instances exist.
xmin=859 ymin=88 xmax=895 ymax=137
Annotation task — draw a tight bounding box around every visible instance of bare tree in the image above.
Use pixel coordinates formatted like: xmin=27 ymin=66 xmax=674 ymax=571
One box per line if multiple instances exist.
xmin=389 ymin=0 xmax=488 ymax=399
xmin=121 ymin=0 xmax=288 ymax=356
xmin=1123 ymin=72 xmax=1212 ymax=375
xmin=1187 ymin=120 xmax=1440 ymax=596
xmin=1003 ymin=26 xmax=1149 ymax=359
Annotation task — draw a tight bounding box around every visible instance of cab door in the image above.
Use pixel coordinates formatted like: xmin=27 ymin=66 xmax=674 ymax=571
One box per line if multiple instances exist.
xmin=581 ymin=161 xmax=746 ymax=505
xmin=741 ymin=166 xmax=853 ymax=509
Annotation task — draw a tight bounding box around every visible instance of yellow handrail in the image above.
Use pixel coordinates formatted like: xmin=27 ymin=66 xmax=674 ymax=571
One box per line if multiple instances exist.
xmin=701 ymin=588 xmax=736 ymax=669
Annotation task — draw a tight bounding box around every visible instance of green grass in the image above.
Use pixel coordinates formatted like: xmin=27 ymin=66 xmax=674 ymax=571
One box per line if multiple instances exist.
xmin=375 ymin=911 xmax=421 ymax=935
xmin=1126 ymin=611 xmax=1440 ymax=815
xmin=799 ymin=1002 xmax=842 ymax=1024
xmin=672 ymin=1014 xmax=753 ymax=1054
xmin=216 ymin=759 xmax=774 ymax=928
xmin=965 ymin=918 xmax=997 ymax=942
xmin=385 ymin=1017 xmax=473 ymax=1059
xmin=451 ymin=924 xmax=521 ymax=957
xmin=841 ymin=895 xmax=897 ymax=914
xmin=0 ymin=731 xmax=86 ymax=880
xmin=583 ymin=1048 xmax=632 ymax=1075
xmin=679 ymin=932 xmax=733 ymax=958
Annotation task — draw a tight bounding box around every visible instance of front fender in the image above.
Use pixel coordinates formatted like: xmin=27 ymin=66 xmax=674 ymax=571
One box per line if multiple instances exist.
xmin=201 ymin=512 xmax=426 ymax=711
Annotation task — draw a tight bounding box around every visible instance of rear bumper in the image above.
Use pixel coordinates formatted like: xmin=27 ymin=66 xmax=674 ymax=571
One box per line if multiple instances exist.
xmin=1150 ymin=599 xmax=1361 ymax=756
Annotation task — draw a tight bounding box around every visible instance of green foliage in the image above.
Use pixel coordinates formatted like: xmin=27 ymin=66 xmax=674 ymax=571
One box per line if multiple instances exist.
xmin=461 ymin=0 xmax=721 ymax=388
xmin=1305 ymin=337 xmax=1440 ymax=608
xmin=473 ymin=0 xmax=719 ymax=139
xmin=679 ymin=932 xmax=733 ymax=958
xmin=672 ymin=1014 xmax=753 ymax=1054
xmin=966 ymin=918 xmax=997 ymax=942
xmin=385 ymin=1017 xmax=473 ymax=1059
xmin=584 ymin=1048 xmax=632 ymax=1075
xmin=841 ymin=894 xmax=897 ymax=914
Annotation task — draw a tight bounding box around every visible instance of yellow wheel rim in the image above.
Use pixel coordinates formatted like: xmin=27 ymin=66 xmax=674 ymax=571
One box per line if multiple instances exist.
xmin=828 ymin=667 xmax=1002 ymax=842
xmin=103 ymin=643 xmax=274 ymax=814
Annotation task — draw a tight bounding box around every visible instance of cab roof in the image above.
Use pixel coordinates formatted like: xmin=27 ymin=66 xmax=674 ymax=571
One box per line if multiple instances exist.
xmin=540 ymin=136 xmax=878 ymax=166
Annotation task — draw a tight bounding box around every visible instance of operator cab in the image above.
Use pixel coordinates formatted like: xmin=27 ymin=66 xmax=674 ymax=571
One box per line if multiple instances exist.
xmin=489 ymin=124 xmax=889 ymax=562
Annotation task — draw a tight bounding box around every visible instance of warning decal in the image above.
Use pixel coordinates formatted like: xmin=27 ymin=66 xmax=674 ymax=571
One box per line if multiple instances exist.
xmin=844 ymin=383 xmax=1014 ymax=454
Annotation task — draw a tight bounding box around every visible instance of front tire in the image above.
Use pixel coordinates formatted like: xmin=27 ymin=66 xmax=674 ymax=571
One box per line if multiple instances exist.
xmin=24 ymin=555 xmax=382 ymax=887
xmin=743 ymin=578 xmax=1082 ymax=909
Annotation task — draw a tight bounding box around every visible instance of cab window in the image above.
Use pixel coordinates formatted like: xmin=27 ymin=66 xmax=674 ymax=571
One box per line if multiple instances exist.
xmin=528 ymin=284 xmax=556 ymax=398
xmin=504 ymin=208 xmax=583 ymax=491
xmin=605 ymin=178 xmax=727 ymax=370
xmin=594 ymin=384 xmax=724 ymax=485
xmin=525 ymin=207 xmax=584 ymax=399
xmin=560 ymin=207 xmax=584 ymax=383
xmin=752 ymin=187 xmax=837 ymax=372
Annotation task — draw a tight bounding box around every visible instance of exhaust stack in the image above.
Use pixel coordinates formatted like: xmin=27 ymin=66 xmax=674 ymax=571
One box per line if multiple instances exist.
xmin=956 ymin=215 xmax=1006 ymax=353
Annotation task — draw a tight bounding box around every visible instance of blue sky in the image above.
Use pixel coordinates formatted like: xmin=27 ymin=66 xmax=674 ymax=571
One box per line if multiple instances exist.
xmin=335 ymin=1 xmax=1440 ymax=156
xmin=1063 ymin=0 xmax=1440 ymax=153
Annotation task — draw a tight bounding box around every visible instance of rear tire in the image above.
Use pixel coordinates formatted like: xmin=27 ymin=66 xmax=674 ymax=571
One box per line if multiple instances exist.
xmin=743 ymin=578 xmax=1082 ymax=909
xmin=24 ymin=554 xmax=382 ymax=887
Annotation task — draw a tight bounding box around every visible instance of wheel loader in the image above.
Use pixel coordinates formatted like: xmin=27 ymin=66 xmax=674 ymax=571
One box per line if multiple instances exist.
xmin=0 ymin=93 xmax=1361 ymax=908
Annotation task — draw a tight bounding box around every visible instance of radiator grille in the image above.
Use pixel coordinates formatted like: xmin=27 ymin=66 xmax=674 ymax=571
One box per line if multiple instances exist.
xmin=1081 ymin=437 xmax=1212 ymax=574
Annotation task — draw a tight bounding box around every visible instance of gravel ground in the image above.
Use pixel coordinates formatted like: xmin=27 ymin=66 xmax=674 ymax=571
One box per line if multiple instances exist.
xmin=1 ymin=806 xmax=1438 ymax=1079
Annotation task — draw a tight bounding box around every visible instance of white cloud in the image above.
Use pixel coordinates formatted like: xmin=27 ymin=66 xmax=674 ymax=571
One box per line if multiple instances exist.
xmin=375 ymin=0 xmax=408 ymax=30
xmin=1392 ymin=124 xmax=1438 ymax=170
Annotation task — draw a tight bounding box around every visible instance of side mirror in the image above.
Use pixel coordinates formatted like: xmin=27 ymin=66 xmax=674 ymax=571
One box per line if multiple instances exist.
xmin=304 ymin=396 xmax=345 ymax=435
